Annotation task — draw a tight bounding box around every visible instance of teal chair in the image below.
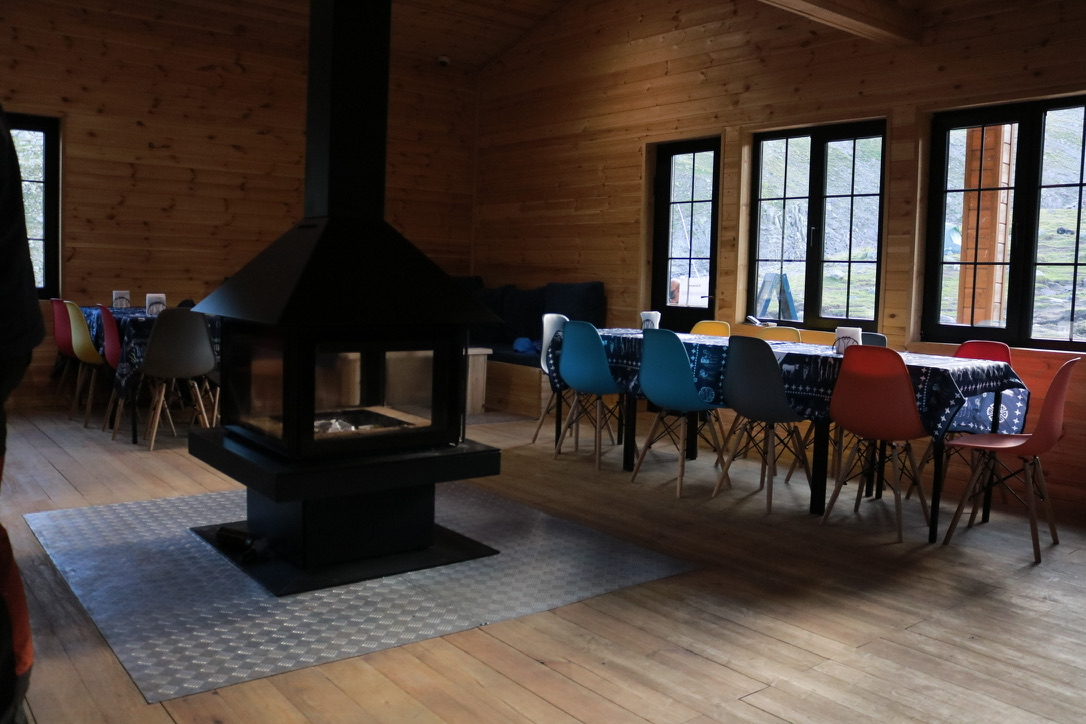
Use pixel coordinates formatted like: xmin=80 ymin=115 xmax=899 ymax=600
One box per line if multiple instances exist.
xmin=554 ymin=321 xmax=623 ymax=470
xmin=631 ymin=329 xmax=730 ymax=498
xmin=715 ymin=335 xmax=809 ymax=512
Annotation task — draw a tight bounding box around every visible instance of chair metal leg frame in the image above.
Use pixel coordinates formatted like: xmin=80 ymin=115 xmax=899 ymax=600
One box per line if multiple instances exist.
xmin=554 ymin=392 xmax=622 ymax=471
xmin=631 ymin=410 xmax=727 ymax=498
xmin=822 ymin=438 xmax=925 ymax=542
xmin=145 ymin=378 xmax=209 ymax=450
xmin=714 ymin=419 xmax=808 ymax=512
xmin=942 ymin=452 xmax=1058 ymax=563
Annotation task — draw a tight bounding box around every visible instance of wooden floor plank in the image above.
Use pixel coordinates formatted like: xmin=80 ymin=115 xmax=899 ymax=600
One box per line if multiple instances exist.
xmin=6 ymin=409 xmax=1086 ymax=723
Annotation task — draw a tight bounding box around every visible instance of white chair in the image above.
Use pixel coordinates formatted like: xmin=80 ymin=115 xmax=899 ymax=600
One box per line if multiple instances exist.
xmin=531 ymin=313 xmax=570 ymax=444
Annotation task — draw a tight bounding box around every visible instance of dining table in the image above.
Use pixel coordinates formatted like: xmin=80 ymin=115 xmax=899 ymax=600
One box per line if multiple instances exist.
xmin=548 ymin=328 xmax=1030 ymax=543
xmin=81 ymin=305 xmax=221 ymax=443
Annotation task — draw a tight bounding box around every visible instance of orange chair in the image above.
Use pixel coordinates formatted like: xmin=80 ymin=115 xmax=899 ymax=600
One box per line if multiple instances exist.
xmin=799 ymin=329 xmax=836 ymax=346
xmin=756 ymin=325 xmax=802 ymax=342
xmin=942 ymin=357 xmax=1080 ymax=563
xmin=822 ymin=346 xmax=929 ymax=542
xmin=65 ymin=301 xmax=108 ymax=426
xmin=690 ymin=320 xmax=730 ymax=337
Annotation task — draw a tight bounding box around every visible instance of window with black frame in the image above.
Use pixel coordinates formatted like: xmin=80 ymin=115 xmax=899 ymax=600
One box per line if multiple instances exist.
xmin=923 ymin=96 xmax=1086 ymax=350
xmin=6 ymin=112 xmax=60 ymax=300
xmin=749 ymin=120 xmax=885 ymax=330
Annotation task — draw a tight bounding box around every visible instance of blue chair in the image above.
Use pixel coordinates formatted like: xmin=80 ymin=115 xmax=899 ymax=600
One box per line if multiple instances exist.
xmin=631 ymin=329 xmax=730 ymax=498
xmin=554 ymin=321 xmax=623 ymax=470
xmin=716 ymin=335 xmax=809 ymax=512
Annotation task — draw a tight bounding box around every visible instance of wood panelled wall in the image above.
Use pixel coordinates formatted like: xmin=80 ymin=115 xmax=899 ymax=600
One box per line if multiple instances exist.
xmin=2 ymin=0 xmax=479 ymax=404
xmin=3 ymin=0 xmax=1085 ymax=508
xmin=471 ymin=0 xmax=1086 ymax=508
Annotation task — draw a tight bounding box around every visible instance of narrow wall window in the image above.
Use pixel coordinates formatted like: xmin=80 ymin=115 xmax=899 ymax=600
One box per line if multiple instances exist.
xmin=7 ymin=112 xmax=60 ymax=299
xmin=749 ymin=121 xmax=885 ymax=329
xmin=923 ymin=96 xmax=1086 ymax=350
xmin=651 ymin=138 xmax=720 ymax=332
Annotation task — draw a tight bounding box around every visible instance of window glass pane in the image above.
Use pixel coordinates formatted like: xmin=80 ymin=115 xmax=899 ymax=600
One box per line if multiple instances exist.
xmin=939 ymin=263 xmax=962 ymax=324
xmin=783 ymin=198 xmax=808 ymax=259
xmin=848 ymin=262 xmax=878 ymax=319
xmin=823 ymin=196 xmax=851 ymax=261
xmin=1075 ymin=275 xmax=1086 ymax=341
xmin=11 ymin=130 xmax=44 ymax=180
xmin=946 ymin=128 xmax=968 ymax=190
xmin=943 ymin=192 xmax=964 ymax=262
xmin=692 ymin=151 xmax=715 ymax=200
xmin=758 ymin=200 xmax=784 ymax=258
xmin=780 ymin=261 xmax=805 ymax=319
xmin=854 ymin=137 xmax=883 ymax=195
xmin=1037 ymin=187 xmax=1079 ymax=264
xmin=671 ymin=154 xmax=693 ymax=202
xmin=851 ymin=196 xmax=879 ymax=254
xmin=690 ymin=201 xmax=712 ymax=256
xmin=1079 ymin=206 xmax=1086 ymax=266
xmin=821 ymin=262 xmax=849 ymax=316
xmin=825 ymin=140 xmax=853 ymax=196
xmin=785 ymin=137 xmax=811 ymax=198
xmin=1041 ymin=107 xmax=1085 ymax=186
xmin=669 ymin=204 xmax=692 ymax=256
xmin=760 ymin=139 xmax=787 ymax=198
xmin=668 ymin=258 xmax=709 ymax=308
xmin=21 ymin=181 xmax=44 ymax=239
xmin=1032 ymin=278 xmax=1070 ymax=339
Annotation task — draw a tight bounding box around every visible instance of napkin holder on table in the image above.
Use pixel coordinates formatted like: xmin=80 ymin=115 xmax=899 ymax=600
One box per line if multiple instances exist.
xmin=111 ymin=290 xmax=131 ymax=308
xmin=146 ymin=294 xmax=167 ymax=316
xmin=640 ymin=311 xmax=661 ymax=330
xmin=833 ymin=326 xmax=863 ymax=354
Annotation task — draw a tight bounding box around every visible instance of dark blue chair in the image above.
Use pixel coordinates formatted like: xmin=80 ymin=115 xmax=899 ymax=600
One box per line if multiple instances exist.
xmin=717 ymin=335 xmax=809 ymax=512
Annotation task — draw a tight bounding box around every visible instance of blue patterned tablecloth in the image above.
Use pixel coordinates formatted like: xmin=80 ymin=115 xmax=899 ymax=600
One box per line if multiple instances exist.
xmin=550 ymin=328 xmax=1029 ymax=440
xmin=82 ymin=306 xmax=220 ymax=396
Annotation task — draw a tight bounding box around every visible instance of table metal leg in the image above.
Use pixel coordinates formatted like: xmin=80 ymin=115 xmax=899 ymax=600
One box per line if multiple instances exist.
xmin=622 ymin=393 xmax=638 ymax=471
xmin=929 ymin=437 xmax=945 ymax=543
xmin=809 ymin=419 xmax=829 ymax=515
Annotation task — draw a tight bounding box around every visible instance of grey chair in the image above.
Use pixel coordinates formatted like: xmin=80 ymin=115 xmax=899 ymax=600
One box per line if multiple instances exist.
xmin=139 ymin=308 xmax=217 ymax=450
xmin=715 ymin=335 xmax=810 ymax=512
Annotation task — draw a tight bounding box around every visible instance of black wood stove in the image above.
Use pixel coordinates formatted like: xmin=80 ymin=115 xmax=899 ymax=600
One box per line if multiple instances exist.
xmin=188 ymin=0 xmax=501 ymax=595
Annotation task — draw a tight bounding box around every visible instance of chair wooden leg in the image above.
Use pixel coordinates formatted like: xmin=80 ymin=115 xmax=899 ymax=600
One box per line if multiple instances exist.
xmin=822 ymin=443 xmax=861 ymax=525
xmin=146 ymin=381 xmax=167 ymax=451
xmin=943 ymin=452 xmax=991 ymax=546
xmin=889 ymin=443 xmax=904 ymax=543
xmin=1034 ymin=458 xmax=1059 ymax=548
xmin=1023 ymin=459 xmax=1042 ymax=564
xmin=554 ymin=395 xmax=582 ymax=458
xmin=82 ymin=366 xmax=99 ymax=427
xmin=531 ymin=389 xmax=557 ymax=444
xmin=69 ymin=362 xmax=88 ymax=420
xmin=631 ymin=413 xmax=664 ymax=484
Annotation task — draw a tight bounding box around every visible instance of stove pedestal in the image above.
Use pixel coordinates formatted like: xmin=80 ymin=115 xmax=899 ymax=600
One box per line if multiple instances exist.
xmin=189 ymin=428 xmax=501 ymax=595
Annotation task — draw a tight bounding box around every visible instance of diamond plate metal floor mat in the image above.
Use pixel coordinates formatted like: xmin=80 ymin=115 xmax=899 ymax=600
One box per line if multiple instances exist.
xmin=25 ymin=482 xmax=696 ymax=703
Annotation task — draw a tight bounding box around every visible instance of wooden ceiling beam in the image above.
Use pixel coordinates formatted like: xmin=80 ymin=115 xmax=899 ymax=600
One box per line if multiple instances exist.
xmin=756 ymin=0 xmax=921 ymax=45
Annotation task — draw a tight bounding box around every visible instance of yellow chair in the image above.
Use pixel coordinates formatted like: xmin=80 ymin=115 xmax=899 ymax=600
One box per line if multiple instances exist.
xmin=799 ymin=329 xmax=836 ymax=346
xmin=756 ymin=325 xmax=802 ymax=342
xmin=690 ymin=320 xmax=730 ymax=337
xmin=65 ymin=301 xmax=107 ymax=427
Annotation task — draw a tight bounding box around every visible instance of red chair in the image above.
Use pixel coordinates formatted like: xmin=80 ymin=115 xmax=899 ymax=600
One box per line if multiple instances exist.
xmin=822 ymin=345 xmax=929 ymax=542
xmin=942 ymin=357 xmax=1080 ymax=563
xmin=49 ymin=298 xmax=76 ymax=393
xmin=954 ymin=339 xmax=1012 ymax=364
xmin=96 ymin=304 xmax=125 ymax=433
